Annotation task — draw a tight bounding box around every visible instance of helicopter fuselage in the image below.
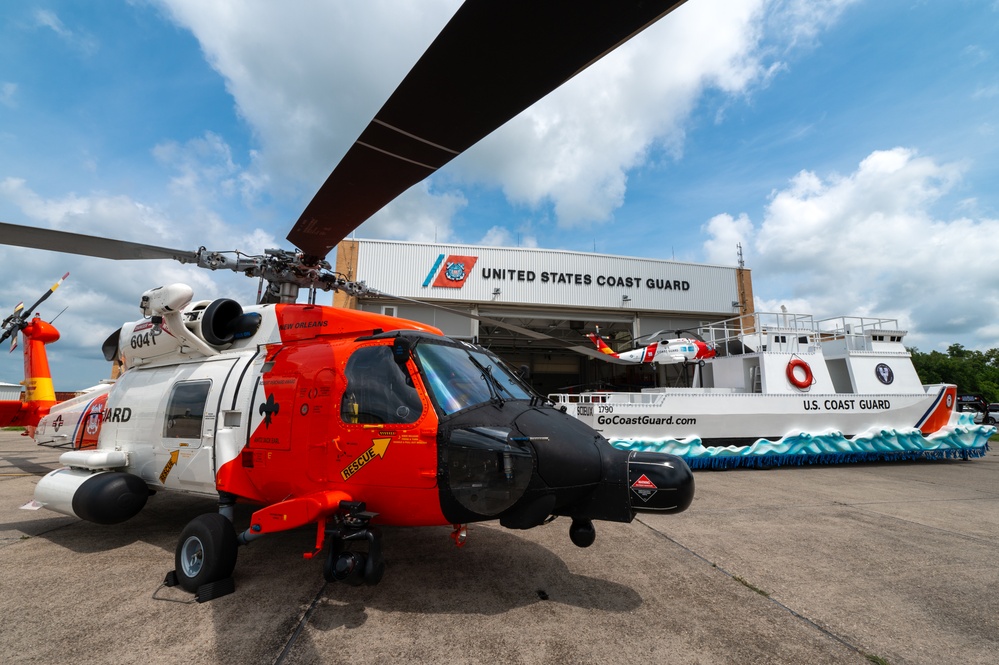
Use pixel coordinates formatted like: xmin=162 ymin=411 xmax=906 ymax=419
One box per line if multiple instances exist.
xmin=33 ymin=292 xmax=693 ymax=543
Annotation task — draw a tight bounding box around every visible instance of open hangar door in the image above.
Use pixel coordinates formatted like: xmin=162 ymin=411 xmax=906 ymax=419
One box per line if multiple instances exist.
xmin=477 ymin=311 xmax=715 ymax=394
xmin=357 ymin=298 xmax=708 ymax=394
xmin=475 ymin=311 xmax=656 ymax=395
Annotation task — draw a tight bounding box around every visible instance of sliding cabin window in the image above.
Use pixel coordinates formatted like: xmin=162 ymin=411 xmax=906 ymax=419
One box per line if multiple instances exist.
xmin=164 ymin=380 xmax=212 ymax=439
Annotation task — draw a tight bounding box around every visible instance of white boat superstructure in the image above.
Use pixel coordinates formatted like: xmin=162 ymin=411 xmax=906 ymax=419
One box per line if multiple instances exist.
xmin=549 ymin=312 xmax=991 ymax=465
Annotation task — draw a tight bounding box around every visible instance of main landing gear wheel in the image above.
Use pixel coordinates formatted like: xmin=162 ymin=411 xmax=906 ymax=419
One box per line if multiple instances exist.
xmin=175 ymin=513 xmax=238 ymax=593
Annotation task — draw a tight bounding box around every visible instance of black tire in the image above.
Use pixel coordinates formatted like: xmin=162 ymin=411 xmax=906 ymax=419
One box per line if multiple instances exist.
xmin=987 ymin=417 xmax=996 ymax=425
xmin=175 ymin=513 xmax=238 ymax=593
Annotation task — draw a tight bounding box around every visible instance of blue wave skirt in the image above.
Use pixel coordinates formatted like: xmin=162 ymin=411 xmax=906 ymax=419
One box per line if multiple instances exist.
xmin=609 ymin=416 xmax=994 ymax=470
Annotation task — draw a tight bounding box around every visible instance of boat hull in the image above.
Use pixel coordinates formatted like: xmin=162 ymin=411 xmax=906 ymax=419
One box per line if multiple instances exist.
xmin=563 ymin=388 xmax=952 ymax=446
xmin=553 ymin=385 xmax=993 ymax=468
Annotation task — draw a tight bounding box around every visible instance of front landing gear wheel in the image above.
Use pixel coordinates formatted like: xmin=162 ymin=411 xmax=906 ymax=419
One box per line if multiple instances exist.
xmin=175 ymin=513 xmax=238 ymax=593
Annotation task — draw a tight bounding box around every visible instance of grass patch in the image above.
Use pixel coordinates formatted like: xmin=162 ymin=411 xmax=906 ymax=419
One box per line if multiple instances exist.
xmin=864 ymin=653 xmax=891 ymax=665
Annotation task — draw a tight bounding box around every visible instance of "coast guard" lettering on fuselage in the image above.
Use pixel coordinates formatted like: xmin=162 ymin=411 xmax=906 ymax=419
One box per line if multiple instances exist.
xmin=103 ymin=407 xmax=132 ymax=423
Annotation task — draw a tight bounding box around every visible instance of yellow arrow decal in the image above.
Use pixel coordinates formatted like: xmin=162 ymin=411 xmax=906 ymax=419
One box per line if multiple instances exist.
xmin=341 ymin=438 xmax=391 ymax=481
xmin=159 ymin=450 xmax=179 ymax=484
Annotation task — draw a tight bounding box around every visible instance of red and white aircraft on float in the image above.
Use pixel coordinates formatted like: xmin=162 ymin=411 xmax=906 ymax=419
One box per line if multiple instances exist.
xmin=586 ymin=328 xmax=716 ymax=365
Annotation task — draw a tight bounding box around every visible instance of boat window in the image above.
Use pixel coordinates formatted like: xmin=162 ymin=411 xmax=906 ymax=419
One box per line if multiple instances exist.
xmin=164 ymin=380 xmax=211 ymax=439
xmin=415 ymin=342 xmax=532 ymax=416
xmin=340 ymin=345 xmax=423 ymax=424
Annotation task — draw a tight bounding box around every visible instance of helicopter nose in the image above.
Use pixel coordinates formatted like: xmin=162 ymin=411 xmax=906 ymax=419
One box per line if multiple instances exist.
xmin=436 ymin=404 xmax=693 ymax=529
xmin=626 ymin=450 xmax=694 ymax=514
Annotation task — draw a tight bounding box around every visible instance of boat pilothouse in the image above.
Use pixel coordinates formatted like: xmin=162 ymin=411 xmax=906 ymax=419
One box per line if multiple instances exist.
xmin=693 ymin=312 xmax=923 ymax=397
xmin=550 ymin=311 xmax=991 ymax=465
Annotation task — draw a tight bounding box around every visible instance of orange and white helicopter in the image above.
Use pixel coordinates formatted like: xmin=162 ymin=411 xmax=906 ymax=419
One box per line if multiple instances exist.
xmin=587 ymin=327 xmax=717 ymax=366
xmin=0 ymin=1 xmax=694 ymax=601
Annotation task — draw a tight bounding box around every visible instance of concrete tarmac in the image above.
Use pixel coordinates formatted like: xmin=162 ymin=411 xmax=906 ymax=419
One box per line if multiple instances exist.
xmin=1 ymin=428 xmax=996 ymax=664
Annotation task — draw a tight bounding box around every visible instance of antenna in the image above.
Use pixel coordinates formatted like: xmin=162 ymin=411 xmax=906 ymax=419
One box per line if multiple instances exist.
xmin=49 ymin=306 xmax=69 ymax=324
xmin=735 ymin=243 xmax=747 ymax=315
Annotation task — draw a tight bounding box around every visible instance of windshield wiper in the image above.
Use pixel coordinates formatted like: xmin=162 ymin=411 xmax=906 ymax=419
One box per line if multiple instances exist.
xmin=466 ymin=353 xmax=506 ymax=407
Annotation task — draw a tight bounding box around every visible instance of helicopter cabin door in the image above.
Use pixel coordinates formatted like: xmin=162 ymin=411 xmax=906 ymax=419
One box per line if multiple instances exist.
xmin=147 ymin=358 xmax=240 ymax=492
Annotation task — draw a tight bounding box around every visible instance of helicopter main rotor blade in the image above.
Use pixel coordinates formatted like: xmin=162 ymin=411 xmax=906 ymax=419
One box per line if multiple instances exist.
xmin=0 ymin=222 xmax=199 ymax=263
xmin=288 ymin=0 xmax=689 ymax=260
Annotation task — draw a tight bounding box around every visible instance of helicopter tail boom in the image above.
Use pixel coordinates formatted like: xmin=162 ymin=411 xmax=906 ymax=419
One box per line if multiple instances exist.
xmin=0 ymin=316 xmax=61 ymax=433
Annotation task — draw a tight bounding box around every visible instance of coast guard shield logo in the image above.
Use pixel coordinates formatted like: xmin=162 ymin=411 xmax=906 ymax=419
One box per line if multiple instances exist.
xmin=875 ymin=363 xmax=894 ymax=385
xmin=444 ymin=261 xmax=466 ymax=281
xmin=423 ymin=253 xmax=479 ymax=288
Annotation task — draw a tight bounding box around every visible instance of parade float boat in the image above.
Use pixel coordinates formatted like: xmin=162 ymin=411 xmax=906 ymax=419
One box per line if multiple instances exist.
xmin=549 ymin=311 xmax=994 ymax=469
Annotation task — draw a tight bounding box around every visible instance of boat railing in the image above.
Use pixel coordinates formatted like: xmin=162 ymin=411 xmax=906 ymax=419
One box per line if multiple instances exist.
xmin=814 ymin=316 xmax=903 ymax=352
xmin=699 ymin=311 xmax=819 ymax=356
xmin=547 ymin=392 xmax=663 ymax=405
xmin=698 ymin=311 xmax=905 ymax=357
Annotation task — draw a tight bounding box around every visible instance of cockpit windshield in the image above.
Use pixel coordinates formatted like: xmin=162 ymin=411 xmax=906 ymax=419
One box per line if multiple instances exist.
xmin=414 ymin=341 xmax=532 ymax=416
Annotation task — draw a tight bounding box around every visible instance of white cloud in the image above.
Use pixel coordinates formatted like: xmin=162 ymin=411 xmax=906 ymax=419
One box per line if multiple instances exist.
xmin=0 ymin=175 xmax=274 ymax=387
xmin=972 ymin=84 xmax=999 ymax=100
xmin=154 ymin=0 xmax=460 ymax=198
xmin=762 ymin=0 xmax=860 ymax=51
xmin=702 ymin=213 xmax=753 ymax=265
xmin=153 ymin=131 xmax=262 ymax=208
xmin=1 ymin=177 xmax=175 ymax=242
xmin=704 ymin=147 xmax=999 ymax=350
xmin=354 ymin=183 xmax=466 ymax=244
xmin=477 ymin=226 xmax=538 ymax=249
xmin=33 ymin=9 xmax=99 ymax=56
xmin=0 ymin=82 xmax=17 ymax=108
xmin=444 ymin=0 xmax=776 ymax=226
xmin=151 ymin=0 xmax=859 ymax=235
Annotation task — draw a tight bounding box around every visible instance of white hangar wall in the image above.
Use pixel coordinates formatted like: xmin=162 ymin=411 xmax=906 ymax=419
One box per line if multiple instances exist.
xmin=342 ymin=239 xmax=741 ymax=316
xmin=336 ymin=239 xmax=749 ymax=392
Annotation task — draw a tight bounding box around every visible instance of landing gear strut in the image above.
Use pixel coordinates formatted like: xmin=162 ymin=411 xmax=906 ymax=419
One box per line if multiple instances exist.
xmin=323 ymin=501 xmax=385 ymax=586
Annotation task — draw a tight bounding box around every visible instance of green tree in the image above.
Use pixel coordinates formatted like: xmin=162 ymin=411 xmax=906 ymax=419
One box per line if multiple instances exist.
xmin=909 ymin=345 xmax=999 ymax=403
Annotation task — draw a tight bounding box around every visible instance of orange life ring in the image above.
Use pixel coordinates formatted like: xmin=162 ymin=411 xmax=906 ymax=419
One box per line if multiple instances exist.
xmin=786 ymin=358 xmax=813 ymax=390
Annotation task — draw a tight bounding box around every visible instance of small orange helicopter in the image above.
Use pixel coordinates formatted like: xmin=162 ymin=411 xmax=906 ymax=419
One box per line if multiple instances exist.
xmin=0 ymin=0 xmax=694 ymax=601
xmin=0 ymin=273 xmax=67 ymax=435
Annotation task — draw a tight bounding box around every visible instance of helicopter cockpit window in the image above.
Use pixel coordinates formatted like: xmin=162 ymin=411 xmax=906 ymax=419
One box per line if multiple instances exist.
xmin=340 ymin=345 xmax=423 ymax=424
xmin=414 ymin=342 xmax=532 ymax=416
xmin=164 ymin=380 xmax=211 ymax=439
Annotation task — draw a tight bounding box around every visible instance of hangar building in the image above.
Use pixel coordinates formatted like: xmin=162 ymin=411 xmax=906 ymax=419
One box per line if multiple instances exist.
xmin=334 ymin=239 xmax=754 ymax=394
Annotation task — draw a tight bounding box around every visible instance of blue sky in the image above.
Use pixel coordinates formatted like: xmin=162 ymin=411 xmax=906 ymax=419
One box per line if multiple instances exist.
xmin=1 ymin=0 xmax=998 ymax=389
